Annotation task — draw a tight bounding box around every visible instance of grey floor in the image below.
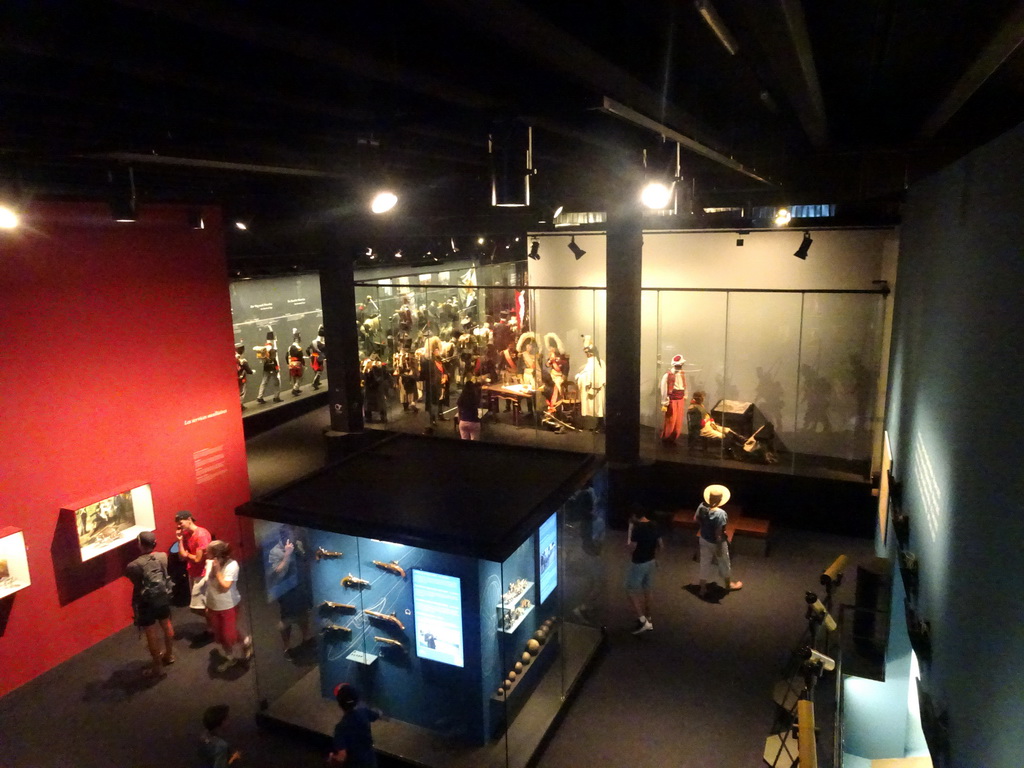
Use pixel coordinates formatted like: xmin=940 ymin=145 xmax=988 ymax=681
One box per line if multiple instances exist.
xmin=0 ymin=409 xmax=874 ymax=768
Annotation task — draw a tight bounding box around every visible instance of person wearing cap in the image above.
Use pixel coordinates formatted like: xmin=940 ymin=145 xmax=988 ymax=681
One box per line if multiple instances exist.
xmin=124 ymin=531 xmax=175 ymax=677
xmin=659 ymin=354 xmax=688 ymax=444
xmin=329 ymin=683 xmax=381 ymax=767
xmin=176 ymin=510 xmax=214 ymax=638
xmin=695 ymin=484 xmax=743 ymax=597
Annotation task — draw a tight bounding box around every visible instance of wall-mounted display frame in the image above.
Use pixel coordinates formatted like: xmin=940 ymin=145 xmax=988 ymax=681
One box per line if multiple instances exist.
xmin=0 ymin=527 xmax=31 ymax=598
xmin=65 ymin=483 xmax=156 ymax=561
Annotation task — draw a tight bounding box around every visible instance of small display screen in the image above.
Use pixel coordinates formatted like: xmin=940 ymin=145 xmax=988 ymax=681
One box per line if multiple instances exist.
xmin=538 ymin=513 xmax=558 ymax=603
xmin=412 ymin=569 xmax=465 ymax=668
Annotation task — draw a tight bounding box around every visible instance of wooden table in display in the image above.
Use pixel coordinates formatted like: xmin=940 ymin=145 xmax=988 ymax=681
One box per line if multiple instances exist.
xmin=481 ymin=383 xmax=537 ymax=426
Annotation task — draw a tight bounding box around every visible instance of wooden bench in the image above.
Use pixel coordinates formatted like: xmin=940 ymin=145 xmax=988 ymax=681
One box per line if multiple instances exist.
xmin=671 ymin=507 xmax=771 ymax=556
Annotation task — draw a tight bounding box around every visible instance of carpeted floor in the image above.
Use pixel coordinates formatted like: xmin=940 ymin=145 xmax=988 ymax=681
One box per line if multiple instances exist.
xmin=0 ymin=411 xmax=874 ymax=768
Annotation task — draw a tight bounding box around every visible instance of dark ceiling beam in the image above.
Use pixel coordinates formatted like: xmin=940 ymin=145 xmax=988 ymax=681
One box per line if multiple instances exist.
xmin=426 ymin=0 xmax=753 ymax=165
xmin=110 ymin=0 xmax=507 ymax=113
xmin=79 ymin=152 xmax=352 ymax=179
xmin=919 ymin=0 xmax=1024 ymax=139
xmin=777 ymin=0 xmax=828 ymax=148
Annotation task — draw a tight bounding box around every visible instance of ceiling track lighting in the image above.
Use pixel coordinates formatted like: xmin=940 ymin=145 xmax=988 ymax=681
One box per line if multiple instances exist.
xmin=568 ymin=236 xmax=586 ymax=261
xmin=528 ymin=239 xmax=541 ymax=261
xmin=490 ymin=121 xmax=533 ymax=207
xmin=794 ymin=231 xmax=813 ymax=260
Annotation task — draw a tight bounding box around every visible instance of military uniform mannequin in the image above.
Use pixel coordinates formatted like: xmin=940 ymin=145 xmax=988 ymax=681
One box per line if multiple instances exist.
xmin=255 ymin=331 xmax=282 ymax=404
xmin=306 ymin=326 xmax=326 ymax=390
xmin=287 ymin=328 xmax=305 ymax=395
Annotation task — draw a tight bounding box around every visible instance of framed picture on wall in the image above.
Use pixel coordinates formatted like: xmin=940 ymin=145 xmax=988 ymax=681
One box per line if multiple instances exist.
xmin=65 ymin=483 xmax=156 ymax=561
xmin=0 ymin=527 xmax=32 ymax=598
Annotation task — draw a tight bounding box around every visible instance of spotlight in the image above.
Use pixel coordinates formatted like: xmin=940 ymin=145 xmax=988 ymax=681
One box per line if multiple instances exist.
xmin=568 ymin=235 xmax=586 ymax=260
xmin=641 ymin=181 xmax=675 ymax=210
xmin=394 ymin=249 xmax=403 ymax=259
xmin=736 ymin=230 xmax=749 ymax=247
xmin=553 ymin=205 xmax=564 ymax=218
xmin=820 ymin=555 xmax=848 ymax=588
xmin=477 ymin=237 xmax=485 ymax=245
xmin=234 ymin=221 xmax=248 ymax=231
xmin=370 ymin=190 xmax=398 ymax=214
xmin=187 ymin=208 xmax=205 ymax=230
xmin=800 ymin=646 xmax=836 ymax=672
xmin=774 ymin=208 xmax=792 ymax=226
xmin=0 ymin=204 xmax=19 ymax=230
xmin=528 ymin=239 xmax=540 ymax=261
xmin=794 ymin=231 xmax=813 ymax=260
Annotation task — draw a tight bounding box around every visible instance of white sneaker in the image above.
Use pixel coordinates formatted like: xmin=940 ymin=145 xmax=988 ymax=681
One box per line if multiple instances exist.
xmin=631 ymin=619 xmax=653 ymax=635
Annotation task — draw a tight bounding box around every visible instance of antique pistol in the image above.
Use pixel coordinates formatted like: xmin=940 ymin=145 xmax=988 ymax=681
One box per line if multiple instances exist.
xmin=341 ymin=573 xmax=371 ymax=589
xmin=319 ymin=600 xmax=356 ymax=614
xmin=372 ymin=560 xmax=406 ymax=579
xmin=374 ymin=636 xmax=405 ymax=648
xmin=364 ymin=609 xmax=406 ymax=631
xmin=315 ymin=547 xmax=344 ymax=560
xmin=321 ymin=623 xmax=352 ymax=637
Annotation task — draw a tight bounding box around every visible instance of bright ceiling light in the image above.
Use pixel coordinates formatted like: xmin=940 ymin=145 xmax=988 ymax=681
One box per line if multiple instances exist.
xmin=641 ymin=181 xmax=675 ymax=210
xmin=370 ymin=191 xmax=398 ymax=214
xmin=553 ymin=205 xmax=564 ymax=218
xmin=0 ymin=205 xmax=19 ymax=229
xmin=774 ymin=208 xmax=792 ymax=226
xmin=235 ymin=221 xmax=248 ymax=230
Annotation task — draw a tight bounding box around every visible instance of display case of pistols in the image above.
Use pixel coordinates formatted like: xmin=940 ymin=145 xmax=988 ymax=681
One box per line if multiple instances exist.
xmin=236 ymin=434 xmax=606 ymax=768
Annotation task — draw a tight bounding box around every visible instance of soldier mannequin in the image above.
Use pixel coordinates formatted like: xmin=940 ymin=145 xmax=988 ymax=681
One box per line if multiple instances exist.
xmin=255 ymin=331 xmax=282 ymax=404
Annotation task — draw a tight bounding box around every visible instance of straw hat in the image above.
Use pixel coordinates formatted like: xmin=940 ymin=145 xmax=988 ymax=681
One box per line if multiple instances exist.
xmin=703 ymin=484 xmax=731 ymax=506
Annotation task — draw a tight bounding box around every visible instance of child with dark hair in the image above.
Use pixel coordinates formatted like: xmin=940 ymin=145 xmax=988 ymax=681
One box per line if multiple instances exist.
xmin=329 ymin=683 xmax=381 ymax=767
xmin=198 ymin=704 xmax=241 ymax=768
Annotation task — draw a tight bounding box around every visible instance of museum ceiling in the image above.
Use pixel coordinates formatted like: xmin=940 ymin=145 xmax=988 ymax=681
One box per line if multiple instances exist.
xmin=3 ymin=0 xmax=1024 ymax=261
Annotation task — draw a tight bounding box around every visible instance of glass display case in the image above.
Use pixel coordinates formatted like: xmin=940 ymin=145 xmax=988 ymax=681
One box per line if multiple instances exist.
xmin=0 ymin=527 xmax=31 ymax=598
xmin=63 ymin=483 xmax=156 ymax=561
xmin=238 ymin=436 xmax=605 ymax=768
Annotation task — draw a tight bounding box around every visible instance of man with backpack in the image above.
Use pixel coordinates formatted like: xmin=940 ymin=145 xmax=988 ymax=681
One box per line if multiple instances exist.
xmin=125 ymin=530 xmax=175 ymax=678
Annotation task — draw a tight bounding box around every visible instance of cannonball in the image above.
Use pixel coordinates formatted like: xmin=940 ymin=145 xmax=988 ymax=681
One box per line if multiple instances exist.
xmin=514 ymin=662 xmax=523 ymax=673
xmin=534 ymin=630 xmax=547 ymax=645
xmin=504 ymin=678 xmax=512 ymax=689
xmin=522 ymin=652 xmax=532 ymax=664
xmin=526 ymin=639 xmax=540 ymax=654
xmin=497 ymin=688 xmax=505 ymax=698
xmin=509 ymin=670 xmax=517 ymax=681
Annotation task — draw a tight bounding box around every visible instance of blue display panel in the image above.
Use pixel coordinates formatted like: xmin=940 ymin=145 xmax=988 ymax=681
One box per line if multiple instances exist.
xmin=412 ymin=569 xmax=465 ymax=668
xmin=538 ymin=513 xmax=558 ymax=603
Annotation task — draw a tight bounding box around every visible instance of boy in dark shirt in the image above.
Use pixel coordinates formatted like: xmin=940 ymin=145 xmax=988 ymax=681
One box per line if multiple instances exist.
xmin=625 ymin=504 xmax=662 ymax=635
xmin=329 ymin=683 xmax=382 ymax=767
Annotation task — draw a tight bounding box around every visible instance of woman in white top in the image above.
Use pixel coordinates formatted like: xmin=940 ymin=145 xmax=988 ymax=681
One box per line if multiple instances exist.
xmin=204 ymin=540 xmax=252 ymax=671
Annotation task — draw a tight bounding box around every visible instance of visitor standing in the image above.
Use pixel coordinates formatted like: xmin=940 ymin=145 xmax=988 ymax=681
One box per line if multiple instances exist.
xmin=124 ymin=530 xmax=175 ymax=678
xmin=695 ymin=484 xmax=744 ymax=597
xmin=625 ymin=503 xmax=661 ymax=635
xmin=329 ymin=683 xmax=382 ymax=767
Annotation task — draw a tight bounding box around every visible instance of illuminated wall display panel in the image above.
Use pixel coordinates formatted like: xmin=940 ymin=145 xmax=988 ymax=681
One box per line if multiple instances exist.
xmin=0 ymin=527 xmax=32 ymax=598
xmin=67 ymin=484 xmax=156 ymax=562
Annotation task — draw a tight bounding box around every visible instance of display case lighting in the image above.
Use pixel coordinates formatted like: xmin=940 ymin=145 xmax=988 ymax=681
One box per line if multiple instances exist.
xmin=0 ymin=204 xmax=19 ymax=229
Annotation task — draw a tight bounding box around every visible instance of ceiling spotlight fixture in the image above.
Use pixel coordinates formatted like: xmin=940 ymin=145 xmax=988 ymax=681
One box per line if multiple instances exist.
xmin=794 ymin=231 xmax=813 ymax=260
xmin=0 ymin=204 xmax=19 ymax=230
xmin=553 ymin=205 xmax=564 ymax=218
xmin=774 ymin=208 xmax=792 ymax=226
xmin=528 ymin=239 xmax=541 ymax=261
xmin=477 ymin=237 xmax=485 ymax=245
xmin=568 ymin=235 xmax=586 ymax=261
xmin=736 ymin=230 xmax=749 ymax=247
xmin=370 ymin=190 xmax=398 ymax=214
xmin=234 ymin=221 xmax=248 ymax=231
xmin=695 ymin=0 xmax=740 ymax=56
xmin=394 ymin=249 xmax=403 ymax=259
xmin=641 ymin=181 xmax=675 ymax=210
xmin=187 ymin=208 xmax=205 ymax=230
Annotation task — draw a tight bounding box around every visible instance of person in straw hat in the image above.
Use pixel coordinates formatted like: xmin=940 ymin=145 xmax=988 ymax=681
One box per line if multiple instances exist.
xmin=694 ymin=484 xmax=743 ymax=598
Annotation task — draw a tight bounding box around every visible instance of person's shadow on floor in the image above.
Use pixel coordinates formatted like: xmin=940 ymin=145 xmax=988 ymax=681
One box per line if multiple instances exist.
xmin=82 ymin=663 xmax=164 ymax=702
xmin=682 ymin=583 xmax=730 ymax=604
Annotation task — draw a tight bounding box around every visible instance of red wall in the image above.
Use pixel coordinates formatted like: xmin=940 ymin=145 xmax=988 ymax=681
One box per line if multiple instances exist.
xmin=0 ymin=201 xmax=250 ymax=697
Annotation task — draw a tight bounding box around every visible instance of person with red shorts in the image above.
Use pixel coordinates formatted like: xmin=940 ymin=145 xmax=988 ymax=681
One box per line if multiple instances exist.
xmin=203 ymin=540 xmax=252 ymax=672
xmin=176 ymin=510 xmax=213 ymax=640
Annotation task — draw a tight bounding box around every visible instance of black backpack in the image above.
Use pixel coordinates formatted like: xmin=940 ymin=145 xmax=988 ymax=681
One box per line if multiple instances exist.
xmin=138 ymin=554 xmax=173 ymax=605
